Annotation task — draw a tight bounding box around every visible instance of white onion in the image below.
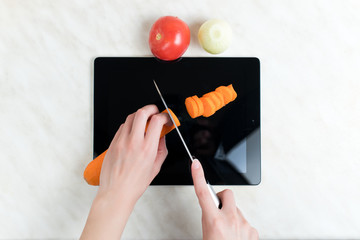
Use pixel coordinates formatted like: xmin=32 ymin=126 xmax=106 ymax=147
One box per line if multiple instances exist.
xmin=198 ymin=19 xmax=232 ymax=54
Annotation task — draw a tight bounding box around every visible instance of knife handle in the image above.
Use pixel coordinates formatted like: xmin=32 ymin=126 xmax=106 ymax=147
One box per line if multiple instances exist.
xmin=207 ymin=182 xmax=222 ymax=209
xmin=192 ymin=158 xmax=222 ymax=209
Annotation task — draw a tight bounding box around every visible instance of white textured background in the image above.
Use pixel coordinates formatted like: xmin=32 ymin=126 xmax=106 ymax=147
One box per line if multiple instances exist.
xmin=1 ymin=0 xmax=360 ymax=239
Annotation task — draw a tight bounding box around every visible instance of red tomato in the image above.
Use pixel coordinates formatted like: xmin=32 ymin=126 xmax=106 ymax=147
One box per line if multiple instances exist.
xmin=149 ymin=16 xmax=190 ymax=61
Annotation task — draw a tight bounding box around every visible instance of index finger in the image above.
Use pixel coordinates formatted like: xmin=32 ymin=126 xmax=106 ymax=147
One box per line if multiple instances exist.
xmin=145 ymin=112 xmax=170 ymax=143
xmin=130 ymin=104 xmax=159 ymax=139
xmin=191 ymin=159 xmax=218 ymax=216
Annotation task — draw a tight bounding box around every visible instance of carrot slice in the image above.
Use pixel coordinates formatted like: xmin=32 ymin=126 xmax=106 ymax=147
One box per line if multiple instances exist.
xmin=210 ymin=92 xmax=222 ymax=110
xmin=191 ymin=95 xmax=204 ymax=116
xmin=84 ymin=108 xmax=180 ymax=186
xmin=213 ymin=91 xmax=225 ymax=108
xmin=215 ymin=86 xmax=233 ymax=104
xmin=201 ymin=97 xmax=217 ymax=117
xmin=213 ymin=90 xmax=226 ymax=106
xmin=185 ymin=96 xmax=199 ymax=118
xmin=164 ymin=108 xmax=180 ymax=134
xmin=203 ymin=92 xmax=222 ymax=111
xmin=227 ymin=84 xmax=237 ymax=101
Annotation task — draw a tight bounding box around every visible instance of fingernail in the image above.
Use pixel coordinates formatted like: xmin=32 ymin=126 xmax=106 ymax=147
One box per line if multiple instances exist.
xmin=193 ymin=159 xmax=200 ymax=169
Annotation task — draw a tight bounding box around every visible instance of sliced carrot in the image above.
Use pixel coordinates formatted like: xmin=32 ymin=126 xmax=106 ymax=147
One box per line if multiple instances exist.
xmin=84 ymin=108 xmax=180 ymax=186
xmin=213 ymin=90 xmax=226 ymax=106
xmin=203 ymin=92 xmax=222 ymax=111
xmin=201 ymin=97 xmax=217 ymax=117
xmin=213 ymin=91 xmax=225 ymax=108
xmin=210 ymin=92 xmax=222 ymax=110
xmin=185 ymin=84 xmax=237 ymax=119
xmin=191 ymin=95 xmax=204 ymax=116
xmin=215 ymin=86 xmax=233 ymax=105
xmin=227 ymin=84 xmax=237 ymax=101
xmin=160 ymin=108 xmax=180 ymax=136
xmin=185 ymin=96 xmax=199 ymax=118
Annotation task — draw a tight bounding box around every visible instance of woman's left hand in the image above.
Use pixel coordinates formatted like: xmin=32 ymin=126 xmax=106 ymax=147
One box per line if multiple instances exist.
xmin=81 ymin=104 xmax=171 ymax=240
xmin=98 ymin=104 xmax=170 ymax=203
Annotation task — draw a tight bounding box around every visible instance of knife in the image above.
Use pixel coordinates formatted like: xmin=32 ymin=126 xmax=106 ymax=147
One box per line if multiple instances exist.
xmin=153 ymin=80 xmax=221 ymax=209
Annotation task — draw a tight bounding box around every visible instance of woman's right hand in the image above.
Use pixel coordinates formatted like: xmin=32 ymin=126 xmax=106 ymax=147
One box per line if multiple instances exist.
xmin=191 ymin=159 xmax=259 ymax=240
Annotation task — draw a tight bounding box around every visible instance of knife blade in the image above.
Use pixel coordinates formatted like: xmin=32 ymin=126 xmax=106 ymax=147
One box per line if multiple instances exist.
xmin=153 ymin=80 xmax=221 ymax=209
xmin=153 ymin=80 xmax=194 ymax=162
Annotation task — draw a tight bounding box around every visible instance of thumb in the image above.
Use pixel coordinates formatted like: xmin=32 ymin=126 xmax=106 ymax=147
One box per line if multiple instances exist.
xmin=191 ymin=159 xmax=217 ymax=215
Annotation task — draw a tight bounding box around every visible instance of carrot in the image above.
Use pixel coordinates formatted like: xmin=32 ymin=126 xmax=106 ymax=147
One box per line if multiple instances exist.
xmin=83 ymin=150 xmax=107 ymax=186
xmin=203 ymin=92 xmax=222 ymax=111
xmin=84 ymin=108 xmax=180 ymax=186
xmin=201 ymin=97 xmax=217 ymax=117
xmin=185 ymin=84 xmax=237 ymax=118
xmin=185 ymin=96 xmax=199 ymax=118
xmin=227 ymin=84 xmax=237 ymax=101
xmin=213 ymin=91 xmax=225 ymax=108
xmin=215 ymin=86 xmax=233 ymax=105
xmin=191 ymin=95 xmax=204 ymax=116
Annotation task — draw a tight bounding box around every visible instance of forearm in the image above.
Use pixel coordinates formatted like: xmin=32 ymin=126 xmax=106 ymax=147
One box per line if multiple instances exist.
xmin=80 ymin=190 xmax=136 ymax=240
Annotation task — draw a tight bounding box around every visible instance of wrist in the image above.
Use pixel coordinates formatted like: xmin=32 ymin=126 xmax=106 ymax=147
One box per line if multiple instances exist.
xmin=81 ymin=189 xmax=137 ymax=240
xmin=94 ymin=188 xmax=137 ymax=212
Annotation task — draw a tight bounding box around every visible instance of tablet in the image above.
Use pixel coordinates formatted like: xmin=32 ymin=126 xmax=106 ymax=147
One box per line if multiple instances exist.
xmin=94 ymin=57 xmax=261 ymax=185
